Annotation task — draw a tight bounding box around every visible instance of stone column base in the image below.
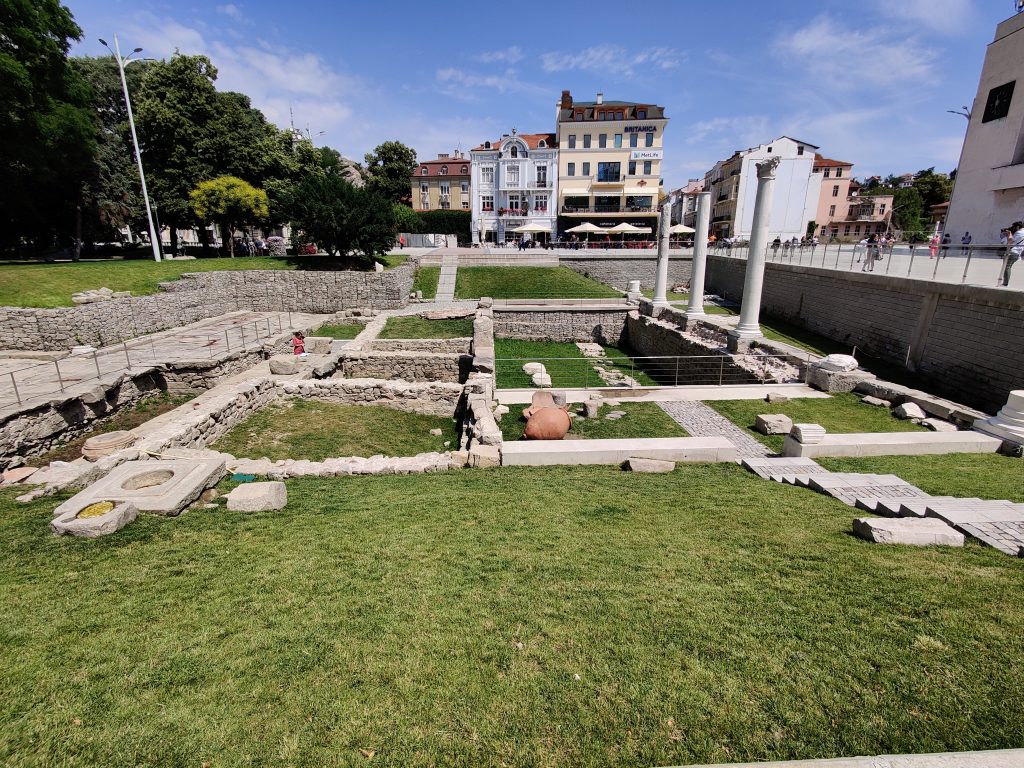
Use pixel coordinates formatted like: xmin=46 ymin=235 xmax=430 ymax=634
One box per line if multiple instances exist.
xmin=727 ymin=328 xmax=763 ymax=353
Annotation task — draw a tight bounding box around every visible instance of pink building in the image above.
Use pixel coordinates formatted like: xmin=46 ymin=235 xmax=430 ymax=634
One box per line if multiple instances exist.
xmin=812 ymin=154 xmax=893 ymax=240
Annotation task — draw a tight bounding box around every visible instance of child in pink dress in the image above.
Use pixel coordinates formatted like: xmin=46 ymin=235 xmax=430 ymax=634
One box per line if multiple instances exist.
xmin=290 ymin=331 xmax=305 ymax=356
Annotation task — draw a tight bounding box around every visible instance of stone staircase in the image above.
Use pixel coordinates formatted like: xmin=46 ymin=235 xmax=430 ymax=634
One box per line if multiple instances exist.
xmin=742 ymin=457 xmax=1024 ymax=555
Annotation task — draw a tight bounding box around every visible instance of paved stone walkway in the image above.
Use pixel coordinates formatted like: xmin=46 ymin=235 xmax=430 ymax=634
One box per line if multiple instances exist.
xmin=436 ymin=253 xmax=458 ymax=302
xmin=657 ymin=400 xmax=771 ymax=458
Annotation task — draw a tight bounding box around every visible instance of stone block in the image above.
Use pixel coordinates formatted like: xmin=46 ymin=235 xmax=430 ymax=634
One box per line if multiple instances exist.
xmin=429 ymin=428 xmax=443 ymax=436
xmin=922 ymin=418 xmax=958 ymax=432
xmin=1 ymin=466 xmax=38 ymax=486
xmin=755 ymin=414 xmax=793 ymax=435
xmin=583 ymin=400 xmax=600 ymax=418
xmin=624 ymin=457 xmax=675 ymax=473
xmin=469 ymin=445 xmax=500 ymax=468
xmin=852 ymin=517 xmax=964 ymax=547
xmin=269 ymin=357 xmax=298 ymax=375
xmin=51 ymin=500 xmax=138 ymax=538
xmin=861 ymin=395 xmax=891 ymax=407
xmin=765 ymin=392 xmax=790 ymax=404
xmin=226 ymin=481 xmax=287 ymax=512
xmin=303 ymin=336 xmax=332 ymax=354
xmin=894 ymin=402 xmax=926 ymax=420
xmin=790 ymin=423 xmax=826 ymax=444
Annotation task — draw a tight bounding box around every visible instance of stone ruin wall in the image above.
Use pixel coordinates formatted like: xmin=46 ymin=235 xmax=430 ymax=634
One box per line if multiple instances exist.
xmin=704 ymin=255 xmax=1024 ymax=413
xmin=560 ymin=254 xmax=693 ymax=291
xmin=493 ymin=308 xmax=630 ymax=345
xmin=0 ymin=264 xmax=415 ymax=351
xmin=335 ymin=351 xmax=472 ymax=383
xmin=366 ymin=338 xmax=471 ymax=354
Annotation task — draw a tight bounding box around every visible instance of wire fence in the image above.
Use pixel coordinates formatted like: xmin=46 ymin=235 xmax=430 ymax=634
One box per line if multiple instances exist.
xmin=1 ymin=312 xmax=295 ymax=408
xmin=494 ymin=353 xmax=809 ymax=390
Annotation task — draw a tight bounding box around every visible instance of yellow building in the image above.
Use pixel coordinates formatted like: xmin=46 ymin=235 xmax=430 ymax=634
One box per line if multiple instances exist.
xmin=555 ymin=90 xmax=667 ymax=237
xmin=410 ymin=151 xmax=471 ymax=212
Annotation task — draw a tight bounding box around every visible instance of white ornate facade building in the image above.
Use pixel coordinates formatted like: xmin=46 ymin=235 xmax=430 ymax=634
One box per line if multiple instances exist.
xmin=470 ymin=131 xmax=559 ymax=244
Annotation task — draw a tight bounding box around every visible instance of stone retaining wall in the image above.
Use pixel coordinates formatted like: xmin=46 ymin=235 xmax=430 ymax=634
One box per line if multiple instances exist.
xmin=367 ymin=338 xmax=471 ymax=353
xmin=705 ymin=255 xmax=1024 ymax=412
xmin=336 ymin=351 xmax=471 ymax=383
xmin=625 ymin=314 xmax=760 ymax=385
xmin=561 ymin=254 xmax=693 ymax=290
xmin=0 ymin=264 xmax=414 ymax=351
xmin=160 ymin=349 xmax=270 ymax=394
xmin=281 ymin=379 xmax=463 ymax=418
xmin=494 ymin=308 xmax=629 ymax=345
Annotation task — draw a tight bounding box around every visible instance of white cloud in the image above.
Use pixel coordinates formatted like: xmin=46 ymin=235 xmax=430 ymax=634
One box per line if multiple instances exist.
xmin=685 ymin=115 xmax=772 ymax=148
xmin=215 ymin=4 xmax=246 ymax=23
xmin=775 ymin=16 xmax=938 ymax=92
xmin=540 ymin=45 xmax=683 ymax=76
xmin=874 ymin=0 xmax=973 ymax=34
xmin=474 ymin=47 xmax=523 ymax=64
xmin=435 ymin=67 xmax=549 ymax=100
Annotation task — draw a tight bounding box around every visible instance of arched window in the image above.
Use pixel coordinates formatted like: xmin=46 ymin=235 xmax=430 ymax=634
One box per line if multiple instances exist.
xmin=484 ymin=141 xmax=491 ymax=149
xmin=538 ymin=139 xmax=546 ymax=148
xmin=510 ymin=146 xmax=518 ymax=158
xmin=420 ymin=167 xmax=428 ymax=175
xmin=461 ymin=165 xmax=467 ymax=174
xmin=440 ymin=165 xmax=448 ymax=175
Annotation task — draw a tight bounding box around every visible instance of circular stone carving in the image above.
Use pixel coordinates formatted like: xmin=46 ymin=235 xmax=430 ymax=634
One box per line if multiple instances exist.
xmin=81 ymin=430 xmax=137 ymax=462
xmin=78 ymin=501 xmax=115 ymax=519
xmin=120 ymin=469 xmax=174 ymax=491
xmin=523 ymin=407 xmax=571 ymax=440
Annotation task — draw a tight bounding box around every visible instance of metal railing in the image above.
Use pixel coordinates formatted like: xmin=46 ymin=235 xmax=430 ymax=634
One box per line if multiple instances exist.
xmin=494 ymin=353 xmax=808 ymax=389
xmin=712 ymin=241 xmax=1023 ymax=289
xmin=1 ymin=313 xmax=295 ymax=409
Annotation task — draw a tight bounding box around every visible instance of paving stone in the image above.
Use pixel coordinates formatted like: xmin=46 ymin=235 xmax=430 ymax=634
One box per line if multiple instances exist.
xmin=659 ymin=401 xmax=771 ymax=459
xmin=957 ymin=521 xmax=1024 ymax=555
xmin=226 ymin=481 xmax=287 ymax=512
xmin=741 ymin=457 xmax=824 ymax=480
xmin=624 ymin=457 xmax=676 ymax=473
xmin=860 ymin=395 xmax=891 ymax=407
xmin=894 ymin=402 xmax=927 ymax=420
xmin=1 ymin=466 xmax=38 ymax=485
xmin=853 ymin=517 xmax=964 ymax=547
xmin=922 ymin=417 xmax=959 ymax=432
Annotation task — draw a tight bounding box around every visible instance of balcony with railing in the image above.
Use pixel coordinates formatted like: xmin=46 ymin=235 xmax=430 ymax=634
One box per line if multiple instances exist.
xmin=560 ymin=204 xmax=655 ymax=215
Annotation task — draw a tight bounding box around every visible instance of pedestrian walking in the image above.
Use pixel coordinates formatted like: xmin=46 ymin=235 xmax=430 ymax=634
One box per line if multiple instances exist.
xmin=1003 ymin=221 xmax=1024 ymax=287
xmin=863 ymin=234 xmax=878 ymax=272
xmin=961 ymin=231 xmax=972 ymax=255
xmin=929 ymin=234 xmax=940 ymax=259
xmin=940 ymin=233 xmax=951 ymax=258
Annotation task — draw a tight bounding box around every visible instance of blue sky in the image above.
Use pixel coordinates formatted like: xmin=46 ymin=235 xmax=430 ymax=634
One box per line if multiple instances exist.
xmin=66 ymin=0 xmax=1009 ymax=189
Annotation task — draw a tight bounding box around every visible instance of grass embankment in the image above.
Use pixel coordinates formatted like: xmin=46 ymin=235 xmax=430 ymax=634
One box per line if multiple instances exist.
xmin=707 ymin=392 xmax=929 ymax=453
xmin=2 ymin=458 xmax=1023 ymax=765
xmin=455 ymin=266 xmax=620 ymax=300
xmin=209 ymin=400 xmax=458 ymax=460
xmin=494 ymin=339 xmax=657 ymax=389
xmin=413 ymin=266 xmax=440 ymax=299
xmin=29 ymin=394 xmax=193 ymax=466
xmin=499 ymin=401 xmax=687 ymax=441
xmin=0 ymin=254 xmax=411 ymax=308
xmin=314 ymin=322 xmax=365 ymax=340
xmin=379 ymin=316 xmax=473 ymax=339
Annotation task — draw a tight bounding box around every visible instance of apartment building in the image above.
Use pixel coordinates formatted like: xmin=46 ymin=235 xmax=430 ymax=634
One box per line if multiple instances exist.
xmin=812 ymin=155 xmax=893 ymax=239
xmin=469 ymin=130 xmax=559 ymax=244
xmin=669 ymin=178 xmax=704 ymax=229
xmin=554 ymin=90 xmax=668 ymax=234
xmin=411 ymin=151 xmax=471 ymax=212
xmin=703 ymin=136 xmax=820 ymax=240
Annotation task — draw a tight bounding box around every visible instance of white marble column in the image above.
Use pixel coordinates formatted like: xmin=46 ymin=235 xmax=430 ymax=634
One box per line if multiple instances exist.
xmin=652 ymin=195 xmax=675 ymax=308
xmin=728 ymin=157 xmax=779 ymax=351
xmin=686 ymin=191 xmax=712 ymax=320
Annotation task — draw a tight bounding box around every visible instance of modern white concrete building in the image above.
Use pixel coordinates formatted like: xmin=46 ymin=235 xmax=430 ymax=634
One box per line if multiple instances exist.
xmin=944 ymin=11 xmax=1024 ymax=244
xmin=703 ymin=136 xmax=821 ymax=241
xmin=469 ymin=131 xmax=559 ymax=244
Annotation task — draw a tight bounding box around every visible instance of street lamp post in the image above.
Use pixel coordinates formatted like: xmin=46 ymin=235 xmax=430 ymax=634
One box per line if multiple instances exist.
xmin=100 ymin=35 xmax=161 ymax=262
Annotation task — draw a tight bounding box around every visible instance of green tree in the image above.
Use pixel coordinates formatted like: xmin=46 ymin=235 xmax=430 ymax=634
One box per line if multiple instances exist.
xmin=0 ymin=0 xmax=96 ymax=254
xmin=392 ymin=203 xmax=421 ymax=234
xmin=190 ymin=176 xmax=269 ymax=257
xmin=363 ymin=140 xmax=417 ymax=204
xmin=289 ymin=174 xmax=395 ymax=262
xmin=912 ymin=167 xmax=953 ymax=210
xmin=418 ymin=209 xmax=471 ymax=242
xmin=892 ymin=186 xmax=925 ymax=234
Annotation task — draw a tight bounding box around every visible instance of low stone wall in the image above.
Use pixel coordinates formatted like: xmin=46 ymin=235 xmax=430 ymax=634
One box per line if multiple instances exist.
xmin=704 ymin=255 xmax=1024 ymax=412
xmin=336 ymin=351 xmax=471 ymax=383
xmin=625 ymin=314 xmax=761 ymax=385
xmin=281 ymin=378 xmax=463 ymax=418
xmin=494 ymin=308 xmax=630 ymax=345
xmin=160 ymin=349 xmax=269 ymax=395
xmin=561 ymin=254 xmax=693 ymax=290
xmin=0 ymin=264 xmax=414 ymax=351
xmin=0 ymin=370 xmax=167 ymax=469
xmin=367 ymin=338 xmax=471 ymax=353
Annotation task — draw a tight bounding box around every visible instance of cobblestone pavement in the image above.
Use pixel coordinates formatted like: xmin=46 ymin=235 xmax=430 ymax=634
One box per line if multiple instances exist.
xmin=657 ymin=400 xmax=771 ymax=458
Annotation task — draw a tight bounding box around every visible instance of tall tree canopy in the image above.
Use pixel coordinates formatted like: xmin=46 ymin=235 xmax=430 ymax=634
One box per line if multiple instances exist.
xmin=0 ymin=0 xmax=95 ymax=252
xmin=288 ymin=175 xmax=395 ymax=261
xmin=190 ymin=175 xmax=269 ymax=256
xmin=363 ymin=140 xmax=417 ymax=204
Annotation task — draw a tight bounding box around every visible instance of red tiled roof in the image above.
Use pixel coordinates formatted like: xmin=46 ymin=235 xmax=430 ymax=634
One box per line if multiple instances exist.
xmin=813 ymin=153 xmax=852 ymax=168
xmin=412 ymin=158 xmax=470 ymax=179
xmin=471 ymin=133 xmax=558 ymax=151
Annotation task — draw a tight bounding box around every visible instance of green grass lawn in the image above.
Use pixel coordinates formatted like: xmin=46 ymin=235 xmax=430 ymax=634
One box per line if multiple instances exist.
xmin=642 ymin=291 xmax=738 ymax=315
xmin=413 ymin=266 xmax=440 ymax=299
xmin=499 ymin=401 xmax=688 ymax=441
xmin=0 ymin=255 xmax=411 ymax=308
xmin=455 ymin=267 xmax=621 ymax=300
xmin=209 ymin=400 xmax=458 ymax=460
xmin=379 ymin=316 xmax=473 ymax=339
xmin=494 ymin=338 xmax=658 ymax=389
xmin=707 ymin=393 xmax=929 ymax=453
xmin=758 ymin=317 xmax=850 ymax=358
xmin=3 ymin=459 xmax=1024 ymax=766
xmin=314 ymin=322 xmax=365 ymax=340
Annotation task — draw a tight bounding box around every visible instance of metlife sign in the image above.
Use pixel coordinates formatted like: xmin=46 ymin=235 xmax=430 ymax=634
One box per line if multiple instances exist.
xmin=630 ymin=150 xmax=663 ymax=160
